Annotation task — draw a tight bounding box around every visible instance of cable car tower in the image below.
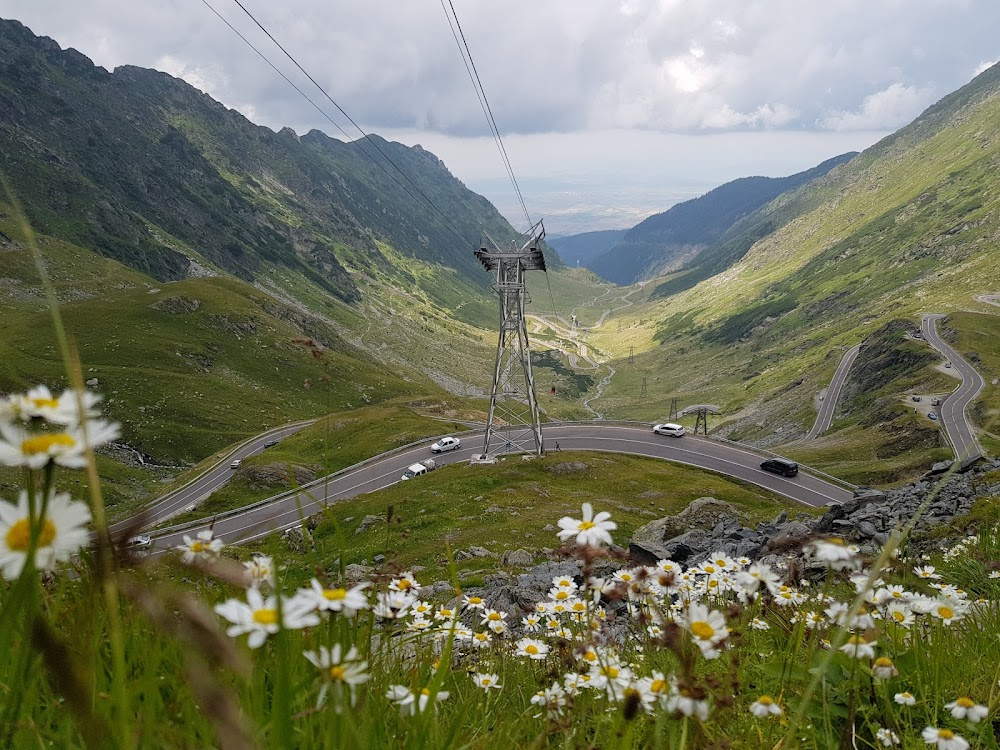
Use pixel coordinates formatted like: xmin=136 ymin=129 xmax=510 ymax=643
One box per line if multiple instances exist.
xmin=475 ymin=220 xmax=547 ymax=457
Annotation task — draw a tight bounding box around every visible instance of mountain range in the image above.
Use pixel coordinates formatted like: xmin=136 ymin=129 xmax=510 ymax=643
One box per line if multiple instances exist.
xmin=585 ymin=153 xmax=857 ymax=285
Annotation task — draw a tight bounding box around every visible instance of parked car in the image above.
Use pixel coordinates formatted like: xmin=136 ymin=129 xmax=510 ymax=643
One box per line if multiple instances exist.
xmin=652 ymin=423 xmax=686 ymax=437
xmin=929 ymin=412 xmax=938 ymax=420
xmin=931 ymin=398 xmax=940 ymax=406
xmin=402 ymin=459 xmax=438 ymax=481
xmin=430 ymin=436 xmax=461 ymax=453
xmin=911 ymin=395 xmax=921 ymax=402
xmin=945 ymin=362 xmax=952 ymax=368
xmin=230 ymin=459 xmax=242 ymax=469
xmin=760 ymin=458 xmax=799 ymax=477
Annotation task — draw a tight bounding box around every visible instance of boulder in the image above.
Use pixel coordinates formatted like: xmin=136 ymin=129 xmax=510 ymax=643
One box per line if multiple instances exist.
xmin=500 ymin=549 xmax=534 ymax=567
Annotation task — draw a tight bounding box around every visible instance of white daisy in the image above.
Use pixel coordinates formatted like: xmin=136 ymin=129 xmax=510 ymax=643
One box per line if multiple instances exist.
xmin=176 ymin=529 xmax=223 ymax=563
xmin=214 ymin=589 xmax=320 ymax=648
xmin=302 ymin=644 xmax=369 ymax=708
xmin=806 ymin=537 xmax=860 ymax=570
xmin=0 ymin=420 xmax=119 ymax=469
xmin=556 ymin=502 xmax=617 ymax=547
xmin=372 ymin=590 xmax=415 ymax=620
xmin=243 ymin=555 xmax=275 ymax=589
xmin=678 ymin=602 xmax=729 ymax=658
xmin=749 ymin=695 xmax=783 ymax=718
xmin=876 ymin=727 xmax=900 ymax=746
xmin=944 ymin=697 xmax=989 ymax=722
xmin=515 ymin=637 xmax=549 ymax=660
xmin=1 ymin=386 xmax=103 ymax=426
xmin=0 ymin=490 xmax=91 ymax=579
xmin=299 ymin=579 xmax=370 ymax=616
xmin=871 ymin=657 xmax=898 ymax=680
xmin=895 ymin=691 xmax=916 ymax=706
xmin=839 ymin=635 xmax=876 ymax=660
xmin=386 ymin=685 xmax=448 ymax=716
xmin=921 ymin=727 xmax=969 ymax=750
xmin=913 ymin=565 xmax=943 ymax=580
xmin=472 ymin=673 xmax=502 ymax=691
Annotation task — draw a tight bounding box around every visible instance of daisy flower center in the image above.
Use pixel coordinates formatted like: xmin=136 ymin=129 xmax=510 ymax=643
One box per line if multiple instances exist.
xmin=190 ymin=541 xmax=205 ymax=552
xmin=329 ymin=666 xmax=346 ymax=681
xmin=481 ymin=678 xmax=492 ymax=686
xmin=578 ymin=521 xmax=595 ymax=530
xmin=323 ymin=588 xmax=347 ymax=600
xmin=939 ymin=730 xmax=955 ymax=739
xmin=874 ymin=657 xmax=894 ymax=668
xmin=474 ymin=633 xmax=488 ymax=641
xmin=525 ymin=644 xmax=539 ymax=655
xmin=956 ymin=697 xmax=975 ymax=708
xmin=468 ymin=596 xmax=482 ymax=604
xmin=690 ymin=621 xmax=715 ymax=640
xmin=22 ymin=433 xmax=76 ymax=455
xmin=31 ymin=397 xmax=60 ymax=409
xmin=7 ymin=517 xmax=57 ymax=550
xmin=397 ymin=579 xmax=412 ymax=590
xmin=488 ymin=612 xmax=501 ymax=621
xmin=420 ymin=688 xmax=431 ymax=697
xmin=758 ymin=695 xmax=774 ymax=705
xmin=650 ymin=679 xmax=666 ymax=693
xmin=892 ymin=611 xmax=906 ymax=622
xmin=252 ymin=608 xmax=279 ymax=625
xmin=937 ymin=605 xmax=954 ymax=619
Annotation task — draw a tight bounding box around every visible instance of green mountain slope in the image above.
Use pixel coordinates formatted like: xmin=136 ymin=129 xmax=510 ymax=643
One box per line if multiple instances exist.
xmin=590 ymin=153 xmax=856 ymax=285
xmin=0 ymin=18 xmax=524 ymax=310
xmin=548 ymin=230 xmax=626 ymax=266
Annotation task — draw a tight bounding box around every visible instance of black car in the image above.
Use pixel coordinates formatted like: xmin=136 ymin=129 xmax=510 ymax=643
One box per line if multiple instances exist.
xmin=264 ymin=439 xmax=280 ymax=448
xmin=760 ymin=458 xmax=799 ymax=477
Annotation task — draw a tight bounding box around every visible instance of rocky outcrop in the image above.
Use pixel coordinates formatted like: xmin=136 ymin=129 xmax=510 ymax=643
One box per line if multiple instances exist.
xmin=629 ymin=459 xmax=999 ymax=565
xmin=239 ymin=462 xmax=318 ymax=488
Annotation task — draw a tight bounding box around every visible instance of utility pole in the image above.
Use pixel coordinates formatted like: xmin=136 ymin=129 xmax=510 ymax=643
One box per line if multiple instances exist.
xmin=669 ymin=398 xmax=678 ymax=422
xmin=628 ymin=346 xmax=634 ymax=364
xmin=640 ymin=378 xmax=647 ymax=397
xmin=694 ymin=407 xmax=709 ymax=435
xmin=475 ymin=220 xmax=547 ymax=457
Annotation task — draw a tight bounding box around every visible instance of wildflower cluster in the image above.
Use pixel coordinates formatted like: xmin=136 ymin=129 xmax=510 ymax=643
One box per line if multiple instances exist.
xmin=0 ymin=385 xmax=118 ymax=579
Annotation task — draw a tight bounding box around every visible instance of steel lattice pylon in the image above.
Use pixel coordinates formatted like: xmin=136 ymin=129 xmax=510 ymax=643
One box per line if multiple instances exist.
xmin=475 ymin=221 xmax=546 ymax=457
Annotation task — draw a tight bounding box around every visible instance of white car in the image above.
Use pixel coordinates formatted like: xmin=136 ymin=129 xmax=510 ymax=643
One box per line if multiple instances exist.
xmin=653 ymin=423 xmax=685 ymax=437
xmin=430 ymin=436 xmax=461 ymax=453
xmin=230 ymin=459 xmax=242 ymax=469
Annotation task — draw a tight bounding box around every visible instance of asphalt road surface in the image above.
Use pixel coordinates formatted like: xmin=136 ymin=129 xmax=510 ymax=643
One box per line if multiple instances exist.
xmin=805 ymin=344 xmax=861 ymax=440
xmin=141 ymin=424 xmax=854 ymax=555
xmin=921 ymin=314 xmax=985 ymax=461
xmin=112 ymin=419 xmax=315 ymax=535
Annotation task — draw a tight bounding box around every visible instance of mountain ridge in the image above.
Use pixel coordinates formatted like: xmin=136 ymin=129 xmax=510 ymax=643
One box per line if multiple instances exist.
xmin=588 ymin=152 xmax=857 ymax=285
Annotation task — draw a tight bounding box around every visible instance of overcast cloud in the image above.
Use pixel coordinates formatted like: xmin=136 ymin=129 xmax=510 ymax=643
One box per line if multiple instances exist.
xmin=5 ymin=1 xmax=1000 ymax=232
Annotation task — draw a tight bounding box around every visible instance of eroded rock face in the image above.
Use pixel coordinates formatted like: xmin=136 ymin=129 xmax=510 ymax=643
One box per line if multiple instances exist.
xmin=238 ymin=462 xmax=317 ymax=488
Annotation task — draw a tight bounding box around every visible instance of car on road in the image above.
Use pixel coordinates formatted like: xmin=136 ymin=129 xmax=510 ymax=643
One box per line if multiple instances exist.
xmin=125 ymin=534 xmax=152 ymax=550
xmin=760 ymin=458 xmax=799 ymax=477
xmin=230 ymin=459 xmax=242 ymax=469
xmin=264 ymin=439 xmax=280 ymax=448
xmin=430 ymin=436 xmax=461 ymax=453
xmin=652 ymin=423 xmax=686 ymax=437
xmin=402 ymin=459 xmax=437 ymax=480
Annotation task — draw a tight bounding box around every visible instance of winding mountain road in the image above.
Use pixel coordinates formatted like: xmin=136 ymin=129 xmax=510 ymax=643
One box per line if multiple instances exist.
xmin=921 ymin=314 xmax=984 ymax=462
xmin=804 ymin=344 xmax=861 ymax=440
xmin=138 ymin=423 xmax=854 ymax=554
xmin=111 ymin=419 xmax=316 ymax=533
xmin=976 ymin=294 xmax=1000 ymax=309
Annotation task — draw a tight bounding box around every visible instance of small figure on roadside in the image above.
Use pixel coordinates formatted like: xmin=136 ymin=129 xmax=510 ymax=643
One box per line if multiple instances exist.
xmin=555 ymin=441 xmax=561 ymax=451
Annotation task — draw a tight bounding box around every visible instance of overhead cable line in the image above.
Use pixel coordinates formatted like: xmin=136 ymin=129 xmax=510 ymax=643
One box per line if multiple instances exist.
xmin=202 ymin=0 xmax=476 ymax=249
xmin=439 ymin=1 xmax=559 ymax=322
xmin=439 ymin=0 xmax=532 ymax=229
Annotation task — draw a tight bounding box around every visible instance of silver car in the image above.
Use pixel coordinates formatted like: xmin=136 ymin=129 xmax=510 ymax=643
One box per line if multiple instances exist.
xmin=653 ymin=423 xmax=685 ymax=437
xmin=430 ymin=436 xmax=461 ymax=453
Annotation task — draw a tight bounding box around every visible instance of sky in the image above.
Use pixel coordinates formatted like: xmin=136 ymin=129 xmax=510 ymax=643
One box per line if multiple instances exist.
xmin=4 ymin=1 xmax=999 ymax=234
